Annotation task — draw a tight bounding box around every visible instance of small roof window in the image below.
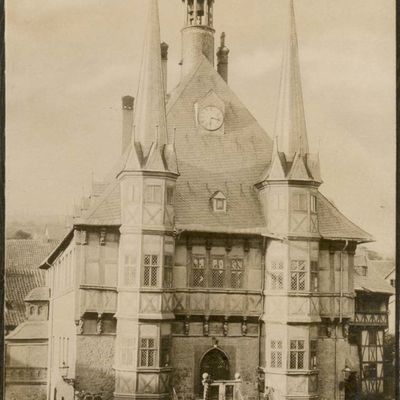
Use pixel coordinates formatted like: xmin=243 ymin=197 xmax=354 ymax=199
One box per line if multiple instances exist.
xmin=211 ymin=191 xmax=227 ymax=213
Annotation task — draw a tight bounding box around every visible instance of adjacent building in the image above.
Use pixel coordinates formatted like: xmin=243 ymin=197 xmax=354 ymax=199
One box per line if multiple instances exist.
xmin=16 ymin=1 xmax=393 ymax=400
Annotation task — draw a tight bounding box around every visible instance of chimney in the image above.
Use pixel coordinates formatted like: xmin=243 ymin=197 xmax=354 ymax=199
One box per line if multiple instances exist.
xmin=217 ymin=32 xmax=229 ymax=83
xmin=161 ymin=42 xmax=169 ymax=94
xmin=121 ymin=95 xmax=134 ymax=154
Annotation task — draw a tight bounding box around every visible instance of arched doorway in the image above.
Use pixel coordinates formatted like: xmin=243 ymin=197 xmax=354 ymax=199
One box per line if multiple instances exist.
xmin=200 ymin=348 xmax=230 ymax=380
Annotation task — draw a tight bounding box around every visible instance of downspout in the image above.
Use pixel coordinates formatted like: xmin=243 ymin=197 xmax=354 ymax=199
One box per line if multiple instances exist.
xmin=339 ymin=240 xmax=349 ymax=323
xmin=258 ymin=236 xmax=267 ymax=399
xmin=46 ymin=261 xmax=54 ymax=400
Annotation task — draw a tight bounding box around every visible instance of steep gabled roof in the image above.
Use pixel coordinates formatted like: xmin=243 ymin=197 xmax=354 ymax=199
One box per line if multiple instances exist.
xmin=167 ymin=57 xmax=273 ymax=231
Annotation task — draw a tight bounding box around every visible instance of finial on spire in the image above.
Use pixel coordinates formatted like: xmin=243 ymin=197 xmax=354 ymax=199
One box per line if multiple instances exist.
xmin=274 ymin=0 xmax=309 ymax=160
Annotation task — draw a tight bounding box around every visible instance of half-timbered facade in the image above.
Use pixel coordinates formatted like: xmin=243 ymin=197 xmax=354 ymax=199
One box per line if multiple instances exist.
xmin=37 ymin=1 xmax=394 ymax=400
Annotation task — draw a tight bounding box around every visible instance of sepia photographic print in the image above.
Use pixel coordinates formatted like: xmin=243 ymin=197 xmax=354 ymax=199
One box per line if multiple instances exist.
xmin=3 ymin=1 xmax=397 ymax=400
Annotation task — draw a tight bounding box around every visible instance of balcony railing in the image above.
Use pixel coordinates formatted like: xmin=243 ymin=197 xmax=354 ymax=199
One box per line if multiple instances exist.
xmin=351 ymin=312 xmax=388 ymax=327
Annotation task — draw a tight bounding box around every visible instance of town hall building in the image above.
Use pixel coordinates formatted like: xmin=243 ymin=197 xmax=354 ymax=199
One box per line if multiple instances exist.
xmin=15 ymin=1 xmax=393 ymax=399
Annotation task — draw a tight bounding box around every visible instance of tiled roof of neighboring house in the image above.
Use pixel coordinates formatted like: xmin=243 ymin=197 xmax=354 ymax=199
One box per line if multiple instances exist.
xmin=6 ymin=321 xmax=49 ymax=341
xmin=6 ymin=239 xmax=59 ymax=270
xmin=5 ymin=268 xmax=46 ymax=328
xmin=354 ymin=258 xmax=395 ymax=295
xmin=24 ymin=287 xmax=50 ymax=302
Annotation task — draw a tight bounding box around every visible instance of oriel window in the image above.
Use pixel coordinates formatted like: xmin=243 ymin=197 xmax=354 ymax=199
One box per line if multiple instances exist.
xmin=140 ymin=338 xmax=157 ymax=367
xmin=290 ymin=260 xmax=307 ymax=291
xmin=230 ymin=258 xmax=244 ymax=288
xmin=192 ymin=256 xmax=206 ymax=287
xmin=143 ymin=254 xmax=159 ymax=287
xmin=289 ymin=340 xmax=305 ymax=369
xmin=270 ymin=340 xmax=283 ymax=368
xmin=270 ymin=261 xmax=284 ymax=290
xmin=211 ymin=257 xmax=225 ymax=288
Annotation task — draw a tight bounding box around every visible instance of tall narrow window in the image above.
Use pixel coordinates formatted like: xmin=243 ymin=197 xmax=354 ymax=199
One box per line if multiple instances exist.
xmin=310 ymin=195 xmax=317 ymax=213
xmin=292 ymin=193 xmax=307 ymax=211
xmin=290 ymin=260 xmax=307 ymax=291
xmin=164 ymin=255 xmax=173 ymax=288
xmin=310 ymin=261 xmax=319 ymax=292
xmin=192 ymin=256 xmax=206 ymax=287
xmin=143 ymin=254 xmax=159 ymax=287
xmin=270 ymin=340 xmax=283 ymax=368
xmin=145 ymin=185 xmax=162 ymax=204
xmin=211 ymin=257 xmax=225 ymax=287
xmin=270 ymin=261 xmax=284 ymax=290
xmin=289 ymin=340 xmax=305 ymax=369
xmin=140 ymin=338 xmax=157 ymax=367
xmin=310 ymin=340 xmax=317 ymax=369
xmin=230 ymin=259 xmax=243 ymax=288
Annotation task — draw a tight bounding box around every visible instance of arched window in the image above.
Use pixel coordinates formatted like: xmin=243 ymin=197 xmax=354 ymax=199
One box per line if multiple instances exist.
xmin=29 ymin=306 xmax=35 ymax=316
xmin=38 ymin=306 xmax=43 ymax=315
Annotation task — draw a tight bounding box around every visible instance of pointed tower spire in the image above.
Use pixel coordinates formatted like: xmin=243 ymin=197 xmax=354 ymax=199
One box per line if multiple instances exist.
xmin=133 ymin=0 xmax=168 ymax=158
xmin=274 ymin=0 xmax=309 ymax=160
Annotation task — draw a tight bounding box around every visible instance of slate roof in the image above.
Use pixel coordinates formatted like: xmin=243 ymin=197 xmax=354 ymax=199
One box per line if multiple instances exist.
xmin=6 ymin=320 xmax=49 ymax=341
xmin=5 ymin=268 xmax=46 ymax=328
xmin=60 ymin=56 xmax=371 ymax=248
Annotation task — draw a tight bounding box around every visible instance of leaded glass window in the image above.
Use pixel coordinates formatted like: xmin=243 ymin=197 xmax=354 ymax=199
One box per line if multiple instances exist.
xmin=230 ymin=259 xmax=243 ymax=288
xmin=140 ymin=338 xmax=157 ymax=367
xmin=192 ymin=256 xmax=206 ymax=287
xmin=290 ymin=260 xmax=307 ymax=291
xmin=211 ymin=258 xmax=225 ymax=288
xmin=143 ymin=254 xmax=159 ymax=287
xmin=270 ymin=340 xmax=283 ymax=368
xmin=289 ymin=340 xmax=305 ymax=369
xmin=270 ymin=261 xmax=284 ymax=290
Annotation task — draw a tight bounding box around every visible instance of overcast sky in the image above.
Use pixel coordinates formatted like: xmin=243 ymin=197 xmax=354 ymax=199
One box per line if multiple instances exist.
xmin=5 ymin=0 xmax=395 ymax=256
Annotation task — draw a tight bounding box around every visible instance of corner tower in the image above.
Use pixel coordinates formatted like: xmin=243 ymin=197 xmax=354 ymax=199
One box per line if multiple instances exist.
xmin=257 ymin=1 xmax=323 ymax=398
xmin=114 ymin=1 xmax=179 ymax=399
xmin=181 ymin=0 xmax=215 ymax=77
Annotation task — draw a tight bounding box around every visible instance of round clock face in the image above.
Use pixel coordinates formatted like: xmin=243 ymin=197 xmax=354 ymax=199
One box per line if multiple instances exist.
xmin=198 ymin=106 xmax=224 ymax=131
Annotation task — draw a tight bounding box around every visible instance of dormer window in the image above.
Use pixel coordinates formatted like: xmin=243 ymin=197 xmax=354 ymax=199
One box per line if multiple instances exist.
xmin=211 ymin=191 xmax=227 ymax=212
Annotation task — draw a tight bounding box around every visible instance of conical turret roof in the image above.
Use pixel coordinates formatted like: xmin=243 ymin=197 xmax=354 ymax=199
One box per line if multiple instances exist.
xmin=275 ymin=0 xmax=309 ymax=160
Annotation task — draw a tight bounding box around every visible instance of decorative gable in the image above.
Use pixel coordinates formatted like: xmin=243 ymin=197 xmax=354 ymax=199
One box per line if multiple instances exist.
xmin=210 ymin=191 xmax=227 ymax=213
